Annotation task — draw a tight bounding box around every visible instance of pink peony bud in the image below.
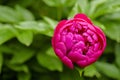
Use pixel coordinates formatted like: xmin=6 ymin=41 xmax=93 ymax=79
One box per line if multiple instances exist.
xmin=52 ymin=13 xmax=106 ymax=69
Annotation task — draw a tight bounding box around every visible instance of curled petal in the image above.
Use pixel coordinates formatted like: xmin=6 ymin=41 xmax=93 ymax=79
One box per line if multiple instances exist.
xmin=52 ymin=20 xmax=67 ymax=48
xmin=77 ymin=60 xmax=87 ymax=68
xmin=72 ymin=41 xmax=85 ymax=50
xmin=56 ymin=42 xmax=67 ymax=55
xmin=61 ymin=56 xmax=74 ymax=69
xmin=55 ymin=49 xmax=65 ymax=59
xmin=68 ymin=51 xmax=87 ymax=62
xmin=65 ymin=32 xmax=73 ymax=50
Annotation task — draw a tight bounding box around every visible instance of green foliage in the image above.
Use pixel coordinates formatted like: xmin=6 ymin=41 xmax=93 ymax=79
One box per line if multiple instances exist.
xmin=115 ymin=43 xmax=120 ymax=68
xmin=0 ymin=52 xmax=3 ymax=73
xmin=37 ymin=49 xmax=62 ymax=72
xmin=0 ymin=0 xmax=120 ymax=80
xmin=95 ymin=62 xmax=120 ymax=79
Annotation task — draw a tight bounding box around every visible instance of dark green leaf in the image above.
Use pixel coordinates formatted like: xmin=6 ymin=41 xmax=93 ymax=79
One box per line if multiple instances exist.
xmin=104 ymin=38 xmax=115 ymax=53
xmin=115 ymin=43 xmax=120 ymax=68
xmin=36 ymin=52 xmax=63 ymax=71
xmin=10 ymin=47 xmax=34 ymax=64
xmin=95 ymin=62 xmax=120 ymax=79
xmin=42 ymin=0 xmax=76 ymax=7
xmin=6 ymin=64 xmax=29 ymax=73
xmin=17 ymin=72 xmax=31 ymax=80
xmin=60 ymin=67 xmax=83 ymax=80
xmin=0 ymin=52 xmax=3 ymax=73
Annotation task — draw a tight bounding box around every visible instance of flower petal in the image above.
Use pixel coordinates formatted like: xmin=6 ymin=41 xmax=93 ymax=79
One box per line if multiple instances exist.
xmin=61 ymin=56 xmax=74 ymax=69
xmin=74 ymin=13 xmax=93 ymax=24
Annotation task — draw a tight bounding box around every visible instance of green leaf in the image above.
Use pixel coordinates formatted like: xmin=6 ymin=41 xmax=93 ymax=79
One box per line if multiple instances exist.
xmin=15 ymin=5 xmax=34 ymax=21
xmin=95 ymin=62 xmax=120 ymax=79
xmin=7 ymin=64 xmax=29 ymax=73
xmin=88 ymin=0 xmax=107 ymax=17
xmin=18 ymin=72 xmax=31 ymax=80
xmin=0 ymin=45 xmax=14 ymax=54
xmin=14 ymin=21 xmax=40 ymax=31
xmin=115 ymin=43 xmax=120 ymax=68
xmin=46 ymin=47 xmax=57 ymax=58
xmin=103 ymin=22 xmax=120 ymax=43
xmin=84 ymin=65 xmax=101 ymax=78
xmin=92 ymin=20 xmax=106 ymax=30
xmin=36 ymin=52 xmax=63 ymax=71
xmin=77 ymin=0 xmax=88 ymax=13
xmin=102 ymin=12 xmax=120 ymax=20
xmin=42 ymin=0 xmax=76 ymax=7
xmin=0 ymin=6 xmax=19 ymax=23
xmin=43 ymin=16 xmax=57 ymax=29
xmin=16 ymin=30 xmax=33 ymax=46
xmin=60 ymin=67 xmax=83 ymax=80
xmin=0 ymin=24 xmax=15 ymax=45
xmin=91 ymin=0 xmax=120 ymax=19
xmin=0 ymin=52 xmax=3 ymax=73
xmin=68 ymin=2 xmax=81 ymax=19
xmin=14 ymin=21 xmax=53 ymax=37
xmin=14 ymin=0 xmax=33 ymax=7
xmin=104 ymin=38 xmax=115 ymax=53
xmin=10 ymin=47 xmax=34 ymax=64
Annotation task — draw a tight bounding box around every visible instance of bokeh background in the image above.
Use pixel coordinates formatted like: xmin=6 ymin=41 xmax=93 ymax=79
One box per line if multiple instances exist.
xmin=0 ymin=0 xmax=120 ymax=80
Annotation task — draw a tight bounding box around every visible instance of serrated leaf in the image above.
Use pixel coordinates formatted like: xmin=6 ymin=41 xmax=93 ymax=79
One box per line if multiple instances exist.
xmin=10 ymin=47 xmax=34 ymax=64
xmin=18 ymin=72 xmax=31 ymax=80
xmin=84 ymin=65 xmax=101 ymax=78
xmin=115 ymin=43 xmax=120 ymax=68
xmin=103 ymin=22 xmax=120 ymax=43
xmin=60 ymin=67 xmax=83 ymax=80
xmin=37 ymin=52 xmax=62 ymax=71
xmin=0 ymin=24 xmax=15 ymax=45
xmin=0 ymin=6 xmax=19 ymax=23
xmin=15 ymin=5 xmax=34 ymax=21
xmin=95 ymin=62 xmax=120 ymax=79
xmin=16 ymin=30 xmax=33 ymax=46
xmin=0 ymin=52 xmax=3 ymax=73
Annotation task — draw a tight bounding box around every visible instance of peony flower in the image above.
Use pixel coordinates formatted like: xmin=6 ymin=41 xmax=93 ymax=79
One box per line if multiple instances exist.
xmin=52 ymin=13 xmax=106 ymax=69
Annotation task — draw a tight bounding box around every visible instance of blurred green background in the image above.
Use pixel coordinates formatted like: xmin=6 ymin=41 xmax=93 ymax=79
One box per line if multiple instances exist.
xmin=0 ymin=0 xmax=120 ymax=80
